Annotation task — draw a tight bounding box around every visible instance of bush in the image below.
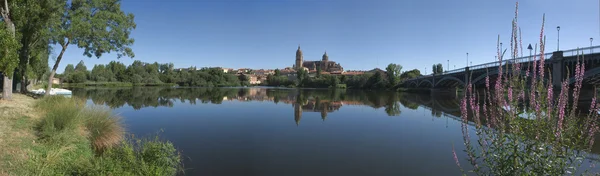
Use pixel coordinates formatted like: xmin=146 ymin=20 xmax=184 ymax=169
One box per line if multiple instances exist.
xmin=81 ymin=135 xmax=183 ymax=176
xmin=81 ymin=107 xmax=124 ymax=153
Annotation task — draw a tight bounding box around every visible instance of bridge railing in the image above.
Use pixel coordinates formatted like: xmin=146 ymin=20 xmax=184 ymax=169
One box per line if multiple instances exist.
xmin=404 ymin=45 xmax=600 ymax=83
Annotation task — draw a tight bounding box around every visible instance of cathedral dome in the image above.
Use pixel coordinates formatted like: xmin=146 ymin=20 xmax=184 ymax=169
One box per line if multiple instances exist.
xmin=322 ymin=51 xmax=328 ymax=61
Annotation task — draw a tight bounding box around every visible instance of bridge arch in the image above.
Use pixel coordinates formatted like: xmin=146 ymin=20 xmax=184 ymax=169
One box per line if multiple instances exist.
xmin=418 ymin=79 xmax=433 ymax=88
xmin=471 ymin=69 xmax=533 ymax=85
xmin=435 ymin=76 xmax=466 ymax=87
xmin=407 ymin=81 xmax=418 ymax=88
xmin=568 ymin=67 xmax=600 ymax=85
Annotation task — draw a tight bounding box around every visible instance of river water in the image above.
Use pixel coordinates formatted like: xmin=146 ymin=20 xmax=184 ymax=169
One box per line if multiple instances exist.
xmin=71 ymin=87 xmax=599 ymax=176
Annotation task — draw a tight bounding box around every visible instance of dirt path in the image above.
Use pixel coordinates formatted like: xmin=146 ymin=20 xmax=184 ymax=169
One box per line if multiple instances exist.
xmin=0 ymin=94 xmax=39 ymax=175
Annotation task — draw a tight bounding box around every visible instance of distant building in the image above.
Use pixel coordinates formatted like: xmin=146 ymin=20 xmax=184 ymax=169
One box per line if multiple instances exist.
xmin=253 ymin=69 xmax=274 ymax=76
xmin=293 ymin=46 xmax=344 ymax=73
xmin=221 ymin=68 xmax=233 ymax=73
xmin=51 ymin=78 xmax=61 ymax=84
xmin=248 ymin=75 xmax=261 ymax=84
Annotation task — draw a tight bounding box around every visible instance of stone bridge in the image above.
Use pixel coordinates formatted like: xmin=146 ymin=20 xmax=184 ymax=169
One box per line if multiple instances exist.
xmin=402 ymin=46 xmax=600 ymax=90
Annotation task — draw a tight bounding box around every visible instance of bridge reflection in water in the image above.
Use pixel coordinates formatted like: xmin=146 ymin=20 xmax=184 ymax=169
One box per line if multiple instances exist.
xmin=71 ymin=87 xmax=600 ymax=159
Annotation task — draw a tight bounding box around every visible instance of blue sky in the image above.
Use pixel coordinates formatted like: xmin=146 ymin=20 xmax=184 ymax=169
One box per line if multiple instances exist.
xmin=54 ymin=0 xmax=600 ymax=74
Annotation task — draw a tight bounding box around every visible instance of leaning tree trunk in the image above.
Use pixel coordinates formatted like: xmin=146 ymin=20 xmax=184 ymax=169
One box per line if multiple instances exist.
xmin=46 ymin=42 xmax=68 ymax=96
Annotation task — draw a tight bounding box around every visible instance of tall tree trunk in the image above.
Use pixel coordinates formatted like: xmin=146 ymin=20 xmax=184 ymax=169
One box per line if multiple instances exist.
xmin=1 ymin=20 xmax=15 ymax=100
xmin=46 ymin=42 xmax=68 ymax=95
xmin=19 ymin=42 xmax=30 ymax=93
xmin=2 ymin=75 xmax=11 ymax=100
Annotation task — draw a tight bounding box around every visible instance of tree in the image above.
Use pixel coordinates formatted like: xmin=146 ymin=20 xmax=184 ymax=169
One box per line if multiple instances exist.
xmin=432 ymin=64 xmax=437 ymax=74
xmin=75 ymin=60 xmax=87 ymax=73
xmin=297 ymin=68 xmax=308 ymax=86
xmin=436 ymin=63 xmax=443 ymax=74
xmin=400 ymin=69 xmax=421 ymax=80
xmin=12 ymin=0 xmax=61 ymax=92
xmin=316 ymin=66 xmax=322 ymax=77
xmin=0 ymin=0 xmax=18 ymax=100
xmin=46 ymin=0 xmax=136 ymax=95
xmin=107 ymin=61 xmax=126 ymax=82
xmin=385 ymin=63 xmax=402 ymax=86
xmin=274 ymin=69 xmax=280 ymax=76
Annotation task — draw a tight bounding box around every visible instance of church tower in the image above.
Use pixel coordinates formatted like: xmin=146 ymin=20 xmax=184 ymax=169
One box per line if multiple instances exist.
xmin=322 ymin=51 xmax=329 ymax=71
xmin=295 ymin=45 xmax=303 ymax=70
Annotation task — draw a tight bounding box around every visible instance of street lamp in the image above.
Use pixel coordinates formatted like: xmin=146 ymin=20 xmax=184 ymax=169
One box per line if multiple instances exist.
xmin=500 ymin=42 xmax=503 ymax=55
xmin=466 ymin=52 xmax=469 ymax=67
xmin=591 ymin=37 xmax=594 ymax=53
xmin=447 ymin=60 xmax=449 ymax=72
xmin=557 ymin=26 xmax=560 ymax=51
xmin=527 ymin=44 xmax=533 ymax=62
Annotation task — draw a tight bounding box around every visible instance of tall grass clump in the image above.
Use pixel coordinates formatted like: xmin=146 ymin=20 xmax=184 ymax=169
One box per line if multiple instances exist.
xmin=35 ymin=96 xmax=85 ymax=143
xmin=81 ymin=107 xmax=124 ymax=153
xmin=28 ymin=96 xmax=183 ymax=175
xmin=454 ymin=2 xmax=599 ymax=175
xmin=80 ymin=135 xmax=183 ymax=176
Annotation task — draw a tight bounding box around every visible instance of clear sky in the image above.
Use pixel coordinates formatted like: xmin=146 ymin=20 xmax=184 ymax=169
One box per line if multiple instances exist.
xmin=54 ymin=0 xmax=600 ymax=74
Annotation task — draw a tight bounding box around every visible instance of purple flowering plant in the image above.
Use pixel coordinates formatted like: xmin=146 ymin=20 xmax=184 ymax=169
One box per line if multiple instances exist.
xmin=454 ymin=2 xmax=599 ymax=175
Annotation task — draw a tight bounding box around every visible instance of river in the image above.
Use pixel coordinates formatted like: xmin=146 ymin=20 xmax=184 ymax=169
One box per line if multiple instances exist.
xmin=71 ymin=87 xmax=599 ymax=176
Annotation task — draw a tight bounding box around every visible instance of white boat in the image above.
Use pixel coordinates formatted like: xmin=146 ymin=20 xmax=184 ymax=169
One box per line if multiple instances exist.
xmin=31 ymin=88 xmax=72 ymax=96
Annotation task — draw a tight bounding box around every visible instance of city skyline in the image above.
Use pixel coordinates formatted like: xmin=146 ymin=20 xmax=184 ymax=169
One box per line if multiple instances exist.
xmin=52 ymin=0 xmax=599 ymax=74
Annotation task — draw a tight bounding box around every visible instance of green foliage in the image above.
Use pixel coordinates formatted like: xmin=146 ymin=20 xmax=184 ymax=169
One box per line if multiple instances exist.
xmin=0 ymin=23 xmax=21 ymax=77
xmin=266 ymin=74 xmax=294 ymax=87
xmin=274 ymin=69 xmax=281 ymax=76
xmin=385 ymin=63 xmax=402 ymax=86
xmin=436 ymin=63 xmax=443 ymax=74
xmin=53 ymin=0 xmax=136 ymax=59
xmin=400 ymin=69 xmax=421 ymax=80
xmin=81 ymin=135 xmax=182 ymax=176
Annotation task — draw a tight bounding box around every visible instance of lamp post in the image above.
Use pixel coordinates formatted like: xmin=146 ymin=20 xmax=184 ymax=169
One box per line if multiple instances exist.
xmin=466 ymin=53 xmax=469 ymax=67
xmin=447 ymin=60 xmax=449 ymax=72
xmin=425 ymin=67 xmax=427 ymax=75
xmin=557 ymin=26 xmax=560 ymax=51
xmin=591 ymin=37 xmax=594 ymax=53
xmin=500 ymin=42 xmax=503 ymax=55
xmin=527 ymin=44 xmax=533 ymax=62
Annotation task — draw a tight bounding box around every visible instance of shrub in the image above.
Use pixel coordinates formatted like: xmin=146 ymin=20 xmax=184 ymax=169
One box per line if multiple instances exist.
xmin=81 ymin=135 xmax=183 ymax=176
xmin=81 ymin=107 xmax=124 ymax=153
xmin=35 ymin=96 xmax=85 ymax=143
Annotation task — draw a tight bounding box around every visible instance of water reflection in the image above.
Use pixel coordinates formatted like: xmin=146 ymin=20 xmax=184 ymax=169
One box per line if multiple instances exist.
xmin=72 ymin=87 xmax=404 ymax=124
xmin=71 ymin=87 xmax=600 ymax=175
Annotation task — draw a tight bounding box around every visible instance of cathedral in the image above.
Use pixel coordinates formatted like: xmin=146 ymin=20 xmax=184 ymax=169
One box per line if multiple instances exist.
xmin=294 ymin=46 xmax=343 ymax=73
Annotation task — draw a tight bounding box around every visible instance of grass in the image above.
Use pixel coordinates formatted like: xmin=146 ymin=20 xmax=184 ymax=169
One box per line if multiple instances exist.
xmin=81 ymin=107 xmax=124 ymax=153
xmin=0 ymin=94 xmax=183 ymax=175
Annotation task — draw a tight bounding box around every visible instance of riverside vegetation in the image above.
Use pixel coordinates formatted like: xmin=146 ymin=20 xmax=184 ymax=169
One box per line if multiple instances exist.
xmin=455 ymin=2 xmax=600 ymax=175
xmin=0 ymin=95 xmax=182 ymax=175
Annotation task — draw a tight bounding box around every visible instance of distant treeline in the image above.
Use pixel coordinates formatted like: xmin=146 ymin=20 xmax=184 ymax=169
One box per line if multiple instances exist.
xmin=58 ymin=61 xmax=423 ymax=89
xmin=58 ymin=60 xmax=245 ymax=87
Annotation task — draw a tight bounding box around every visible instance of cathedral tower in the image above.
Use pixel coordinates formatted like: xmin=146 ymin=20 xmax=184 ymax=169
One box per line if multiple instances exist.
xmin=295 ymin=45 xmax=303 ymax=69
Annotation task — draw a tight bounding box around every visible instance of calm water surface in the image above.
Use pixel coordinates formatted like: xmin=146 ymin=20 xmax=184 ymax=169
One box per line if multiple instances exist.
xmin=71 ymin=87 xmax=598 ymax=176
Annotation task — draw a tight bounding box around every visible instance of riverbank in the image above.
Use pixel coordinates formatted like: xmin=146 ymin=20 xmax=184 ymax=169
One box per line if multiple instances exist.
xmin=0 ymin=94 xmax=182 ymax=175
xmin=61 ymin=82 xmax=177 ymax=88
